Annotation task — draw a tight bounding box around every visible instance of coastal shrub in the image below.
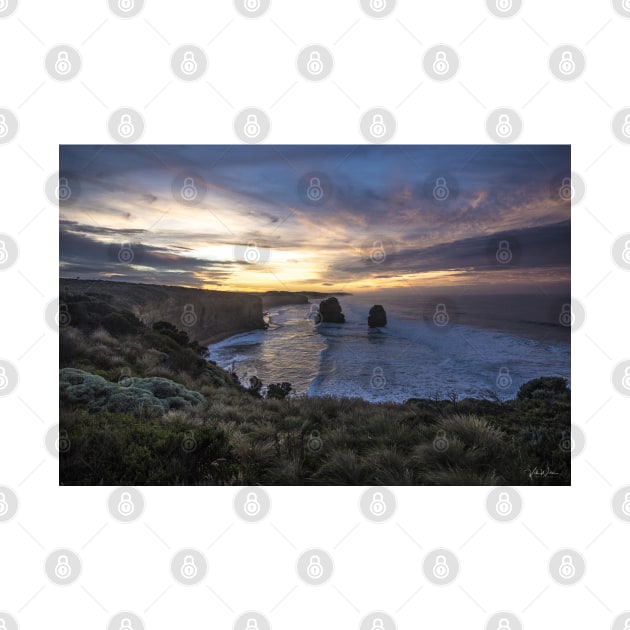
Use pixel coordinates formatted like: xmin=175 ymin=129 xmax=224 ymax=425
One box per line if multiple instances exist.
xmin=60 ymin=368 xmax=204 ymax=418
xmin=59 ymin=286 xmax=571 ymax=486
xmin=59 ymin=408 xmax=234 ymax=485
xmin=153 ymin=321 xmax=190 ymax=347
xmin=517 ymin=377 xmax=569 ymax=401
xmin=102 ymin=311 xmax=143 ymax=336
xmin=267 ymin=382 xmax=292 ymax=399
xmin=313 ymin=449 xmax=369 ymax=485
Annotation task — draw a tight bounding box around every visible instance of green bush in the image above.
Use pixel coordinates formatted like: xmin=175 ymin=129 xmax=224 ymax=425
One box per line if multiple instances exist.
xmin=153 ymin=321 xmax=190 ymax=347
xmin=102 ymin=311 xmax=143 ymax=336
xmin=60 ymin=368 xmax=204 ymax=417
xmin=517 ymin=376 xmax=569 ymax=401
xmin=60 ymin=408 xmax=235 ymax=485
xmin=267 ymin=382 xmax=292 ymax=399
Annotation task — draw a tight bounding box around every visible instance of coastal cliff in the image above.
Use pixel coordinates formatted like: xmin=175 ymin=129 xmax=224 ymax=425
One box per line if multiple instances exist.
xmin=60 ymin=279 xmax=265 ymax=344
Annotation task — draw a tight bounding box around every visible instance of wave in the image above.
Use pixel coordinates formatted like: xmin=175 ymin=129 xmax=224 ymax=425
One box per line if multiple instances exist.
xmin=208 ymin=301 xmax=570 ymax=402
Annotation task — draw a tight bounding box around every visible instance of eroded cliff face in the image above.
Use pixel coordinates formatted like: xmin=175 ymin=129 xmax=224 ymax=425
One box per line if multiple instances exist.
xmin=60 ymin=279 xmax=265 ymax=344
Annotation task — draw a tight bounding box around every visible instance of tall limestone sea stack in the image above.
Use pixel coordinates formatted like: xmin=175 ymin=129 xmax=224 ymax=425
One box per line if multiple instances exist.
xmin=318 ymin=297 xmax=346 ymax=323
xmin=368 ymin=305 xmax=387 ymax=328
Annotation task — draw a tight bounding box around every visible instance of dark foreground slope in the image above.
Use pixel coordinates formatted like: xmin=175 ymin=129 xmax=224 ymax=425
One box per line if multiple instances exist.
xmin=59 ymin=288 xmax=571 ymax=486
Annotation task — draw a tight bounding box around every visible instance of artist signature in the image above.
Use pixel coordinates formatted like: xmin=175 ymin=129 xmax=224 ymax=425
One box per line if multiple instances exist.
xmin=524 ymin=466 xmax=559 ymax=480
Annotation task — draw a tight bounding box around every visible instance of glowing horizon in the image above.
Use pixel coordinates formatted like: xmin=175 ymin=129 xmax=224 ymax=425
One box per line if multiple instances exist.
xmin=59 ymin=144 xmax=570 ymax=295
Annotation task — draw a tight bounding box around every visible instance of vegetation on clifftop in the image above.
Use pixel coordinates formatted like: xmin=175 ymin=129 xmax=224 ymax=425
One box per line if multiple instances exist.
xmin=59 ymin=287 xmax=571 ymax=486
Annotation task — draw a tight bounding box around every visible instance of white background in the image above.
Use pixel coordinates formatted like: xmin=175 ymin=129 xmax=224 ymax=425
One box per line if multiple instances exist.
xmin=1 ymin=0 xmax=629 ymax=628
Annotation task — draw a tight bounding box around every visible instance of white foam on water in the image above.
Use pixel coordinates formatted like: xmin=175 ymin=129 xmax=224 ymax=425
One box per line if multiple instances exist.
xmin=208 ymin=301 xmax=570 ymax=402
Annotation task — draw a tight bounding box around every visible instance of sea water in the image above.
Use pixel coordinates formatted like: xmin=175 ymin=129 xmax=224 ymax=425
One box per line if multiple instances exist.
xmin=208 ymin=300 xmax=570 ymax=403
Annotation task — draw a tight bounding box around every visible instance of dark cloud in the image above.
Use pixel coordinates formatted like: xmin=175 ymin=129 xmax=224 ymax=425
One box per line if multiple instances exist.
xmin=59 ymin=145 xmax=570 ymax=290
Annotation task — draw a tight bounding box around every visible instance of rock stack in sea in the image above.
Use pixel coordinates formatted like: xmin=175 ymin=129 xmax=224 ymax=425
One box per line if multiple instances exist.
xmin=368 ymin=305 xmax=387 ymax=328
xmin=318 ymin=297 xmax=346 ymax=323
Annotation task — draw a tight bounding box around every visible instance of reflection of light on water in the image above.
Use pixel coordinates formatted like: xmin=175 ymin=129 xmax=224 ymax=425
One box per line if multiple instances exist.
xmin=208 ymin=301 xmax=571 ymax=402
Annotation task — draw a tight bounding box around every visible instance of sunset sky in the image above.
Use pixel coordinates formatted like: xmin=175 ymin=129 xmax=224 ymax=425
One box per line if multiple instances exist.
xmin=59 ymin=144 xmax=570 ymax=294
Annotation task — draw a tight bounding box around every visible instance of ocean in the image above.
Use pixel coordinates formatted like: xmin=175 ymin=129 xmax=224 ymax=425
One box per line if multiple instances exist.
xmin=207 ymin=295 xmax=571 ymax=403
